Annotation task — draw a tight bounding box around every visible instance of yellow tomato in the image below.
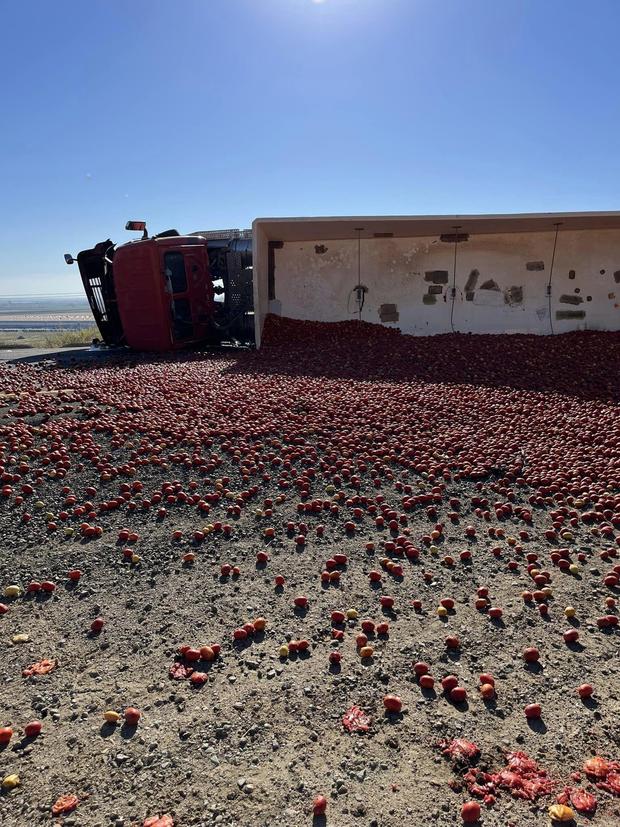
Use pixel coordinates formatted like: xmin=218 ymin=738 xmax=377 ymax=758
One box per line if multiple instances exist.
xmin=4 ymin=585 xmax=20 ymax=598
xmin=2 ymin=774 xmax=20 ymax=790
xmin=548 ymin=803 xmax=574 ymax=822
xmin=12 ymin=634 xmax=29 ymax=644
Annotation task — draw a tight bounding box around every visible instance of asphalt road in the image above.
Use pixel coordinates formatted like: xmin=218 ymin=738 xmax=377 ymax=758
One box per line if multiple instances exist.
xmin=0 ymin=346 xmax=102 ymax=364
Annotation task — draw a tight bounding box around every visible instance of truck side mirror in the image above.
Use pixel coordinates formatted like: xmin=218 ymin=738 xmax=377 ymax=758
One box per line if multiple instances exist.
xmin=125 ymin=220 xmax=148 ymax=239
xmin=64 ymin=253 xmax=75 ymax=265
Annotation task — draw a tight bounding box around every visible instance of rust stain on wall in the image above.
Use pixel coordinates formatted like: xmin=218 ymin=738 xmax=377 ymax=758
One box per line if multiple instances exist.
xmin=464 ymin=269 xmax=479 ymax=291
xmin=424 ymin=270 xmax=449 ymax=284
xmin=504 ymin=286 xmax=523 ymax=305
xmin=556 ymin=309 xmax=586 ymax=320
xmin=379 ymin=303 xmax=399 ymax=322
xmin=526 ymin=261 xmax=545 ymax=271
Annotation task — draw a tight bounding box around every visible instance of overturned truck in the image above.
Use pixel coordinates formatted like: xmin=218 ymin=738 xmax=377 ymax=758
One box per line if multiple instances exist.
xmin=67 ymin=212 xmax=620 ymax=350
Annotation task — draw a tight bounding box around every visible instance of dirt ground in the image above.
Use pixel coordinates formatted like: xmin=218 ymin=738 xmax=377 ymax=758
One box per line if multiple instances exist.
xmin=0 ymin=322 xmax=619 ymax=827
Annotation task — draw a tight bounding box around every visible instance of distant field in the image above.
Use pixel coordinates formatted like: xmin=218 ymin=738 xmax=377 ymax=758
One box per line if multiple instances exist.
xmin=0 ymin=296 xmax=96 ymax=348
xmin=0 ymin=294 xmax=90 ymax=315
xmin=0 ymin=315 xmax=98 ymax=350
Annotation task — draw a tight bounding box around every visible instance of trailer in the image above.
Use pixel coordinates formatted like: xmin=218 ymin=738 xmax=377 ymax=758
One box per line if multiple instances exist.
xmin=66 ymin=211 xmax=620 ymax=351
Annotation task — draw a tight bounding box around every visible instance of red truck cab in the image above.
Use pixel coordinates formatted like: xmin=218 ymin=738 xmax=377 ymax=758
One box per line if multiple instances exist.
xmin=68 ymin=224 xmax=253 ymax=351
xmin=113 ymin=235 xmax=213 ymax=351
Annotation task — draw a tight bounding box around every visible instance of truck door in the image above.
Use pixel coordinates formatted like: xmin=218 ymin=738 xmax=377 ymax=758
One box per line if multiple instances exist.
xmin=161 ymin=244 xmax=212 ymax=344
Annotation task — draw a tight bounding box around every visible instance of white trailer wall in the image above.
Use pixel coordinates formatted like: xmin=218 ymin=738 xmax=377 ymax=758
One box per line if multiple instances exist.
xmin=252 ymin=215 xmax=620 ymax=346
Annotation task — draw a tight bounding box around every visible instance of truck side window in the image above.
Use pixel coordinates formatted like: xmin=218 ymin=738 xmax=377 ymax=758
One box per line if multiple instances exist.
xmin=164 ymin=252 xmax=187 ymax=293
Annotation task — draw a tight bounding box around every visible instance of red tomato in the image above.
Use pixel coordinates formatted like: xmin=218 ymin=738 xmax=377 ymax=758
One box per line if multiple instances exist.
xmin=383 ymin=694 xmax=402 ymax=713
xmin=524 ymin=703 xmax=542 ymax=718
xmin=124 ymin=707 xmax=141 ymax=726
xmin=24 ymin=721 xmax=42 ymax=738
xmin=450 ymin=686 xmax=467 ymax=703
xmin=441 ymin=675 xmax=458 ymax=692
xmin=461 ymin=800 xmax=481 ymax=823
xmin=313 ymin=795 xmax=327 ymax=815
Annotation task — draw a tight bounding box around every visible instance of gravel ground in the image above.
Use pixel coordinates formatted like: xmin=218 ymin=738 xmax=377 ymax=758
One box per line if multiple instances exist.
xmin=0 ymin=323 xmax=618 ymax=827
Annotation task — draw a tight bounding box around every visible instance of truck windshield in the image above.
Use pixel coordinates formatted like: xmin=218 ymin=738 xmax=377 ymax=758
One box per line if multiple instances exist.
xmin=164 ymin=252 xmax=187 ymax=293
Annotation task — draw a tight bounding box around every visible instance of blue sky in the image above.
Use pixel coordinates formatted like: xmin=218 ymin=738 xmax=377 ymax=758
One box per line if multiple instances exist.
xmin=1 ymin=0 xmax=619 ymax=295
